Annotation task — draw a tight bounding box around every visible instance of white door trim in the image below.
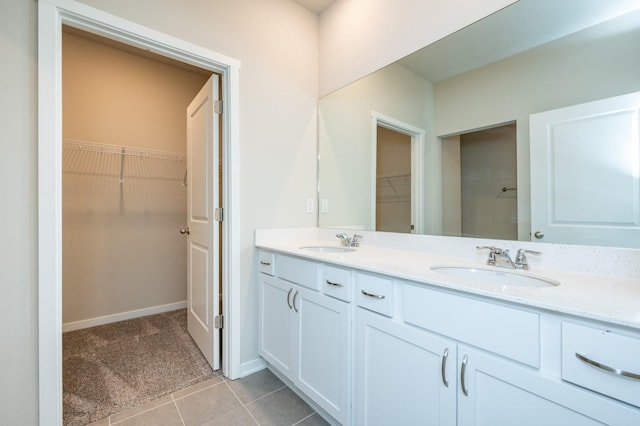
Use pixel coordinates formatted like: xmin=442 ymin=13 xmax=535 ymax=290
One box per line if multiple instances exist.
xmin=37 ymin=1 xmax=241 ymax=424
xmin=371 ymin=112 xmax=426 ymax=233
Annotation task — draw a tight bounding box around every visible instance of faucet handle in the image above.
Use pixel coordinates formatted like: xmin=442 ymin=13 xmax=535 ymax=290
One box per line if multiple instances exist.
xmin=476 ymin=245 xmax=498 ymax=265
xmin=478 ymin=245 xmax=512 ymax=255
xmin=351 ymin=234 xmax=363 ymax=247
xmin=516 ymin=248 xmax=542 ymax=258
xmin=515 ymin=248 xmax=542 ymax=269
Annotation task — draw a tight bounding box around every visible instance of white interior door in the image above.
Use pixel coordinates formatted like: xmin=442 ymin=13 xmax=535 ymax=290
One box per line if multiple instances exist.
xmin=530 ymin=91 xmax=640 ymax=248
xmin=186 ymin=74 xmax=220 ymax=369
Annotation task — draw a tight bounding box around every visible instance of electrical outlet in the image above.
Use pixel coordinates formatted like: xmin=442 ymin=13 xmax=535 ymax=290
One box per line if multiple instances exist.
xmin=306 ymin=197 xmax=314 ymax=213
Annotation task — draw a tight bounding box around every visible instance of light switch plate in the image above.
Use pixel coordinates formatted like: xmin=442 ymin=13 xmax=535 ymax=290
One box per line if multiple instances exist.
xmin=321 ymin=198 xmax=329 ymax=213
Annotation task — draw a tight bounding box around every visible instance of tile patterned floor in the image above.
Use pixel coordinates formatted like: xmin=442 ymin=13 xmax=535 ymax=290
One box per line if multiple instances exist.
xmin=86 ymin=368 xmax=330 ymax=426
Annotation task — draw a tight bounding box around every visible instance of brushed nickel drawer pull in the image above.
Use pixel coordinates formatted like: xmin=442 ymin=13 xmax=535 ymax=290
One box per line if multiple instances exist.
xmin=576 ymin=353 xmax=640 ymax=381
xmin=461 ymin=355 xmax=469 ymax=396
xmin=361 ymin=290 xmax=385 ymax=299
xmin=441 ymin=348 xmax=449 ymax=387
xmin=326 ymin=280 xmax=344 ymax=288
xmin=259 ymin=261 xmax=271 ymax=266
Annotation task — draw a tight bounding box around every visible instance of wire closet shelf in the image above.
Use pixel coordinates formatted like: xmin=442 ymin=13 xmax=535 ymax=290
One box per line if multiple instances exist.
xmin=63 ymin=139 xmax=185 ymax=162
xmin=62 ymin=139 xmax=187 ymax=185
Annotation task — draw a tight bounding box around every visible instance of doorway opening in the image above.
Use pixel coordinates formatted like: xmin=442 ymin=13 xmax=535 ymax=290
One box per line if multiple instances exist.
xmin=441 ymin=122 xmax=517 ymax=239
xmin=376 ymin=126 xmax=412 ymax=233
xmin=371 ymin=112 xmax=426 ymax=234
xmin=61 ymin=26 xmax=223 ymax=424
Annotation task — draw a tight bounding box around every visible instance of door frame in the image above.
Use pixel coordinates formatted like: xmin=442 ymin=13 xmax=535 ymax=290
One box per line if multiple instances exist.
xmin=38 ymin=0 xmax=241 ymax=423
xmin=371 ymin=112 xmax=426 ymax=233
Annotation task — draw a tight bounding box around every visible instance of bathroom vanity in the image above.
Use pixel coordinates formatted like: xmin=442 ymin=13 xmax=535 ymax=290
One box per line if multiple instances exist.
xmin=256 ymin=228 xmax=640 ymax=425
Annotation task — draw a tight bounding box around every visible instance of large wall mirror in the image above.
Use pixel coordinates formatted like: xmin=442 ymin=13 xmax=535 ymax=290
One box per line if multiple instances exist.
xmin=318 ymin=0 xmax=640 ymax=248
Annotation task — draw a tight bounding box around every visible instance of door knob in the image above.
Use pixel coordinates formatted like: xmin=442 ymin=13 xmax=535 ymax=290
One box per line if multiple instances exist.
xmin=180 ymin=227 xmax=190 ymax=235
xmin=534 ymin=231 xmax=544 ymax=239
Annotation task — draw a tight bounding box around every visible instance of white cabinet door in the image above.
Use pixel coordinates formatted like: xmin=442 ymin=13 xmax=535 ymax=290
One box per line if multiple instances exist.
xmin=530 ymin=91 xmax=640 ymax=248
xmin=295 ymin=287 xmax=351 ymax=425
xmin=259 ymin=275 xmax=295 ymax=376
xmin=259 ymin=272 xmax=351 ymax=424
xmin=457 ymin=345 xmax=640 ymax=426
xmin=355 ymin=308 xmax=456 ymax=426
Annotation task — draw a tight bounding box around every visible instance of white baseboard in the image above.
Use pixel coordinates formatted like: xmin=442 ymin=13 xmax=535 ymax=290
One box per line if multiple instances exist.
xmin=239 ymin=357 xmax=267 ymax=378
xmin=62 ymin=301 xmax=188 ymax=332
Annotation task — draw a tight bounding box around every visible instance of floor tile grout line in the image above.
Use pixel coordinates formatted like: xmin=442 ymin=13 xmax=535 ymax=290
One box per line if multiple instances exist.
xmin=240 ymin=384 xmax=288 ymax=406
xmin=108 ymin=399 xmax=175 ymax=425
xmin=171 ymin=393 xmax=187 ymax=426
xmin=292 ymin=412 xmax=316 ymax=426
xmin=172 ymin=377 xmax=226 ymax=402
xmin=223 ymin=380 xmax=261 ymax=425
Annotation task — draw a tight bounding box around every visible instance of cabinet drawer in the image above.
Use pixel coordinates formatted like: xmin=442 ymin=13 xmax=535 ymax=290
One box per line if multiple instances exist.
xmin=562 ymin=322 xmax=640 ymax=408
xmin=276 ymin=254 xmax=319 ymax=290
xmin=322 ymin=265 xmax=352 ymax=302
xmin=258 ymin=250 xmax=275 ymax=275
xmin=403 ymin=283 xmax=540 ymax=367
xmin=356 ymin=272 xmax=394 ymax=317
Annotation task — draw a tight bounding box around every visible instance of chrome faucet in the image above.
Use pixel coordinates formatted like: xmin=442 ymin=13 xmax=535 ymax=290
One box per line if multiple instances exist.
xmin=477 ymin=246 xmax=515 ymax=269
xmin=477 ymin=246 xmax=542 ymax=270
xmin=514 ymin=249 xmax=542 ymax=270
xmin=336 ymin=233 xmax=363 ymax=247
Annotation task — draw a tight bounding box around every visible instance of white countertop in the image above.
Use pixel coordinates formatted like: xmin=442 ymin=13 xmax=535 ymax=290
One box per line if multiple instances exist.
xmin=256 ymin=232 xmax=640 ymax=331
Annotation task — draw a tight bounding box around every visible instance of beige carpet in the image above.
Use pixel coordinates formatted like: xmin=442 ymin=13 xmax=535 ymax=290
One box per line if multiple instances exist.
xmin=63 ymin=309 xmax=217 ymax=426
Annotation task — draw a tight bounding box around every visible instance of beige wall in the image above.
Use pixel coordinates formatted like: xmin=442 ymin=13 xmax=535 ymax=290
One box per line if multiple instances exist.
xmin=62 ymin=31 xmax=210 ymax=324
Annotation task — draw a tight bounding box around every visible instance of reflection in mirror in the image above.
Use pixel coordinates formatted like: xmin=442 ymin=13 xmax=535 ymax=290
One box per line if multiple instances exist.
xmin=442 ymin=123 xmax=517 ymax=240
xmin=376 ymin=126 xmax=412 ymax=233
xmin=318 ymin=0 xmax=640 ymax=248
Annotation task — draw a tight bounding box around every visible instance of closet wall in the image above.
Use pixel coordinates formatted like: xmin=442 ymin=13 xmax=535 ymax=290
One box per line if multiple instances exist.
xmin=62 ymin=29 xmax=210 ymax=326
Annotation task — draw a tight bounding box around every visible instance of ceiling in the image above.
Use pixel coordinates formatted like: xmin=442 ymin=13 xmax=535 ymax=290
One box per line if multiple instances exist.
xmin=294 ymin=0 xmax=335 ymax=14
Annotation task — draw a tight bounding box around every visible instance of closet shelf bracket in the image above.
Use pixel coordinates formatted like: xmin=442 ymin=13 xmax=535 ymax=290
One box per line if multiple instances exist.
xmin=119 ymin=147 xmax=126 ymax=184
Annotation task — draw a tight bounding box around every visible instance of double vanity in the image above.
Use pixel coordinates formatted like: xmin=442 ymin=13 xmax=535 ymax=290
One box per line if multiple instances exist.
xmin=256 ymin=228 xmax=640 ymax=425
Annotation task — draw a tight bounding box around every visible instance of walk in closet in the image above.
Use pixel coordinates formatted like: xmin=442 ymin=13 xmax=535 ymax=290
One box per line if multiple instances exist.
xmin=62 ymin=26 xmax=210 ymax=330
xmin=61 ymin=27 xmax=215 ymax=424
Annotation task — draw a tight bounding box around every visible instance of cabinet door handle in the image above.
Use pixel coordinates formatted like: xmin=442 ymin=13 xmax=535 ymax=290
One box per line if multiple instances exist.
xmin=260 ymin=260 xmax=271 ymax=266
xmin=460 ymin=355 xmax=469 ymax=396
xmin=576 ymin=353 xmax=640 ymax=381
xmin=287 ymin=288 xmax=293 ymax=309
xmin=441 ymin=348 xmax=449 ymax=387
xmin=361 ymin=290 xmax=385 ymax=299
xmin=326 ymin=279 xmax=344 ymax=288
xmin=292 ymin=290 xmax=299 ymax=312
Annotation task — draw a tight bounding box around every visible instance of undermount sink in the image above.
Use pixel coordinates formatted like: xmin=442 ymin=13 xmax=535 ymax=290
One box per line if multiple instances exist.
xmin=430 ymin=265 xmax=559 ymax=288
xmin=299 ymin=245 xmax=356 ymax=253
